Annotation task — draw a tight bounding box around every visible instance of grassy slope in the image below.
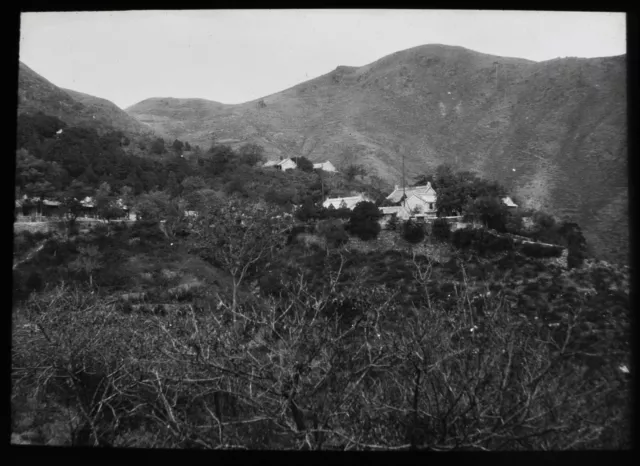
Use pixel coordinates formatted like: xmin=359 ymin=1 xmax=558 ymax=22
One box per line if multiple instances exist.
xmin=18 ymin=62 xmax=155 ymax=138
xmin=125 ymin=45 xmax=627 ymax=263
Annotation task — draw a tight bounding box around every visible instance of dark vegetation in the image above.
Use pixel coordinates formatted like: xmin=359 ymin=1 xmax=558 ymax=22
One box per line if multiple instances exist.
xmin=12 ymin=205 xmax=631 ymax=448
xmin=13 ymin=97 xmax=629 ymax=449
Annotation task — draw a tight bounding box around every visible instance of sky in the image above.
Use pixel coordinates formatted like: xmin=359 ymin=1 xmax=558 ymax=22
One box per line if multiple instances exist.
xmin=19 ymin=10 xmax=626 ymax=109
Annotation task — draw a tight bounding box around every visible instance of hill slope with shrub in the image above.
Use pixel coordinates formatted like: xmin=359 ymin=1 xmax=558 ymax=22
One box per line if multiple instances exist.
xmin=125 ymin=45 xmax=627 ymax=264
xmin=18 ymin=61 xmax=155 ymax=139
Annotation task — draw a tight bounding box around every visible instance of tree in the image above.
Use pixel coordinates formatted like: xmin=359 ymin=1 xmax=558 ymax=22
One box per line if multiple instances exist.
xmin=412 ymin=173 xmax=436 ymax=187
xmin=293 ymin=156 xmax=314 ymax=172
xmin=68 ymin=245 xmax=103 ymax=287
xmin=206 ymin=145 xmax=236 ymax=176
xmin=181 ymin=176 xmax=208 ymax=208
xmin=386 ymin=214 xmax=399 ymax=231
xmin=15 ymin=149 xmax=59 ymax=213
xmin=347 ymin=201 xmax=382 ymax=241
xmin=295 ymin=197 xmax=321 ymax=222
xmin=172 ymin=139 xmax=184 ymax=154
xmin=184 ymin=141 xmax=191 ymax=151
xmin=188 ymin=197 xmax=292 ymax=315
xmin=133 ymin=190 xmax=171 ymax=222
xmin=166 ymin=171 xmax=181 ymax=198
xmin=150 ymin=138 xmax=165 ymax=155
xmin=238 ymin=143 xmax=266 ymax=167
xmin=344 ymin=164 xmax=367 ymax=181
xmin=317 ymin=219 xmax=349 ymax=249
xmin=95 ymin=181 xmax=122 ymax=222
xmin=60 ymin=180 xmax=93 ymax=232
xmin=465 ymin=196 xmax=509 ymax=233
xmin=432 ymin=217 xmax=452 ymax=242
xmin=402 ymin=219 xmax=425 ymax=244
xmin=558 ymin=221 xmax=588 ymax=269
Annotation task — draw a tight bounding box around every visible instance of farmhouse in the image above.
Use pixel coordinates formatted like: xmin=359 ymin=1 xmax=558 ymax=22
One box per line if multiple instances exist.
xmin=313 ymin=161 xmax=337 ymax=172
xmin=322 ymin=194 xmax=372 ymax=210
xmin=16 ymin=196 xmax=63 ymax=218
xmin=263 ymin=158 xmax=297 ymax=171
xmin=385 ymin=182 xmax=437 ymax=218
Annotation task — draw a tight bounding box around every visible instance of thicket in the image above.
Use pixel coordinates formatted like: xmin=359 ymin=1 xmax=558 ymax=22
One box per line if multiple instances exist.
xmin=12 ymin=246 xmax=630 ymax=449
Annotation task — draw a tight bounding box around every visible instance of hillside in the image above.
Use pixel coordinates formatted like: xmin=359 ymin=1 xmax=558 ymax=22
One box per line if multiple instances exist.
xmin=126 ymin=44 xmax=628 ymax=264
xmin=18 ymin=61 xmax=155 ymax=139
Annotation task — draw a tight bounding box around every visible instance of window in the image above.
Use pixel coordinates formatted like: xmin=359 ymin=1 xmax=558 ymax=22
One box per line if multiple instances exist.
xmin=429 ymin=203 xmax=434 ymax=210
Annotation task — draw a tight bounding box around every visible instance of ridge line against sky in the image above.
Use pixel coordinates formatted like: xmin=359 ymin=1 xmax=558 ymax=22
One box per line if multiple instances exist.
xmin=19 ymin=10 xmax=626 ymax=109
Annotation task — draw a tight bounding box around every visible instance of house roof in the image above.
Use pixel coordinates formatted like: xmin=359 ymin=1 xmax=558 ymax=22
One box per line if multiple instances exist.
xmin=502 ymin=196 xmax=518 ymax=207
xmin=386 ymin=182 xmax=436 ymax=203
xmin=313 ymin=161 xmax=337 ymax=171
xmin=80 ymin=196 xmax=95 ymax=208
xmin=263 ymin=158 xmax=297 ymax=169
xmin=322 ymin=194 xmax=370 ymax=210
xmin=18 ymin=196 xmax=61 ymax=207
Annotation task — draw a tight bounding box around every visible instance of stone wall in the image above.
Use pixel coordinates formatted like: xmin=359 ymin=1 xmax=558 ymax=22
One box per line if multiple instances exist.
xmin=345 ymin=230 xmax=452 ymax=262
xmin=344 ymin=227 xmax=568 ymax=268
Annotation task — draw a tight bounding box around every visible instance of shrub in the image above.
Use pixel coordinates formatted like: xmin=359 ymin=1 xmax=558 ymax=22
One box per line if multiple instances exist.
xmin=452 ymin=227 xmax=514 ymax=255
xmin=385 ymin=214 xmax=399 ymax=231
xmin=292 ymin=156 xmax=314 ymax=172
xmin=347 ymin=201 xmax=382 ymax=241
xmin=432 ymin=218 xmax=452 ymax=242
xmin=402 ymin=220 xmax=425 ymax=244
xmin=317 ymin=219 xmax=349 ymax=249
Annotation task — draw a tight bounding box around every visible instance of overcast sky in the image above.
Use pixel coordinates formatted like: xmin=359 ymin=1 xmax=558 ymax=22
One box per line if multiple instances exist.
xmin=19 ymin=10 xmax=626 ymax=109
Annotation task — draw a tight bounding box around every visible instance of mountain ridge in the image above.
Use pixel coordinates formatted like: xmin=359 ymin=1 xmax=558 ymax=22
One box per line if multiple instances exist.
xmin=18 ymin=61 xmax=155 ymax=138
xmin=125 ymin=44 xmax=627 ymax=263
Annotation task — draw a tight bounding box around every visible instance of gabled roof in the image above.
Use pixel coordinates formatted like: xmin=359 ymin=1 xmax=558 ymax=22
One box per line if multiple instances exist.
xmin=313 ymin=161 xmax=337 ymax=171
xmin=386 ymin=182 xmax=436 ymax=203
xmin=322 ymin=194 xmax=371 ymax=210
xmin=263 ymin=158 xmax=297 ymax=169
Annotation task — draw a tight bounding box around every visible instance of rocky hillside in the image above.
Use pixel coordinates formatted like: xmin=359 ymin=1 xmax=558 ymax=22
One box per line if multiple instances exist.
xmin=18 ymin=61 xmax=155 ymax=138
xmin=126 ymin=44 xmax=627 ymax=264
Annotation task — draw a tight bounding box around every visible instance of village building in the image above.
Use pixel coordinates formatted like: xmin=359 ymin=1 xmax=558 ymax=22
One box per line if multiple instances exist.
xmin=502 ymin=196 xmax=518 ymax=209
xmin=15 ymin=196 xmax=63 ymax=218
xmin=322 ymin=194 xmax=373 ymax=210
xmin=313 ymin=161 xmax=337 ymax=172
xmin=384 ymin=182 xmax=438 ymax=221
xmin=263 ymin=158 xmax=297 ymax=171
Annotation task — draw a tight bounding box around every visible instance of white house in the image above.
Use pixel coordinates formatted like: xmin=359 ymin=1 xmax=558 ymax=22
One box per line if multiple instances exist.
xmin=322 ymin=194 xmax=372 ymax=210
xmin=313 ymin=161 xmax=338 ymax=172
xmin=385 ymin=182 xmax=437 ymax=217
xmin=502 ymin=196 xmax=518 ymax=209
xmin=263 ymin=158 xmax=297 ymax=171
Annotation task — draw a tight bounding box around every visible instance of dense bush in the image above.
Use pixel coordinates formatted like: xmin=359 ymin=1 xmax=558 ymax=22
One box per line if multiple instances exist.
xmin=452 ymin=227 xmax=514 ymax=255
xmin=317 ymin=219 xmax=349 ymax=249
xmin=347 ymin=201 xmax=382 ymax=241
xmin=12 ymin=272 xmax=630 ymax=449
xmin=401 ymin=219 xmax=425 ymax=244
xmin=431 ymin=217 xmax=451 ymax=242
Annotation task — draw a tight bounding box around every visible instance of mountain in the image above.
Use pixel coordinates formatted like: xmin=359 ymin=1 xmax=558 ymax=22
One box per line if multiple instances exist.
xmin=18 ymin=61 xmax=155 ymax=138
xmin=126 ymin=44 xmax=628 ymax=264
